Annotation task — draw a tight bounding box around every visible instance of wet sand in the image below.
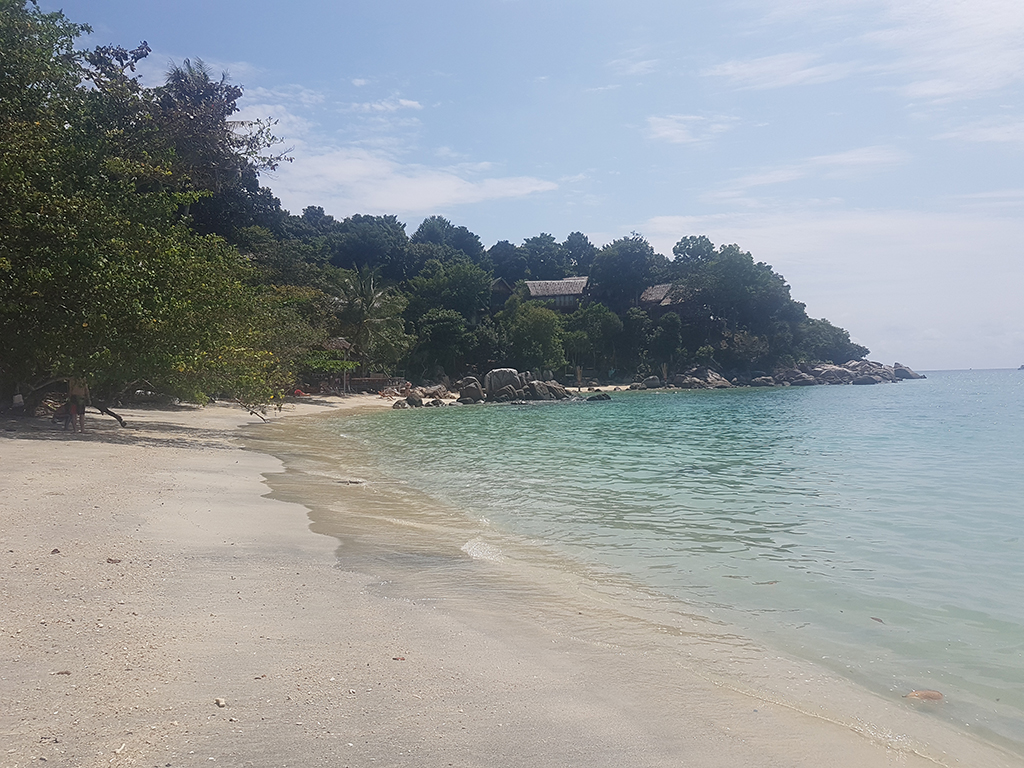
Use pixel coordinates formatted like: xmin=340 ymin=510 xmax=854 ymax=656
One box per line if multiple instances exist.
xmin=0 ymin=397 xmax=1016 ymax=767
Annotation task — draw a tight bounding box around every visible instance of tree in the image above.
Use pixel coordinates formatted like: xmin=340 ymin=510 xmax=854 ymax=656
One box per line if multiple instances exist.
xmin=620 ymin=307 xmax=652 ymax=373
xmin=501 ymin=303 xmax=566 ymax=373
xmin=589 ymin=234 xmax=658 ymax=313
xmin=239 ymin=227 xmax=331 ymax=289
xmin=667 ymin=239 xmax=811 ymax=368
xmin=488 ymin=240 xmax=529 ymax=283
xmin=0 ymin=1 xmax=290 ymax=406
xmin=411 ymin=215 xmax=484 ymax=264
xmin=333 ymin=267 xmax=412 ymax=374
xmin=325 ymin=213 xmax=411 ymax=281
xmin=796 ymin=317 xmax=868 ymax=364
xmin=521 ymin=233 xmax=566 ymax=280
xmin=670 ymin=235 xmax=715 ymax=274
xmin=562 ymin=231 xmax=597 ymax=276
xmin=154 ymin=58 xmax=287 ymax=197
xmin=405 ymin=257 xmax=491 ymax=325
xmin=415 ymin=308 xmax=469 ymax=378
xmin=648 ymin=312 xmax=682 ymax=372
xmin=563 ymin=302 xmax=622 ymax=372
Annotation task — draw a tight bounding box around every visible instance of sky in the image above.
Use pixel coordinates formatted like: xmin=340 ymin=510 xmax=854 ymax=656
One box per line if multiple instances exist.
xmin=41 ymin=0 xmax=1024 ymax=369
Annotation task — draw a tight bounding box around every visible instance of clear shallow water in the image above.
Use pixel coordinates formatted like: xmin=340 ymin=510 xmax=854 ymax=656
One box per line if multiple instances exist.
xmin=275 ymin=370 xmax=1024 ymax=754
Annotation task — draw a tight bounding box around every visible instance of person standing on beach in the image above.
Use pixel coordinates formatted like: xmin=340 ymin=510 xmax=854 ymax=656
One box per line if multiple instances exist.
xmin=68 ymin=377 xmax=89 ymax=433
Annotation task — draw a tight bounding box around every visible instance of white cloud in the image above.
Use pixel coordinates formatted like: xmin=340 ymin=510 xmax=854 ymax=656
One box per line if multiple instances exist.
xmin=647 ymin=114 xmax=736 ymax=144
xmin=235 ymin=101 xmax=316 ymax=142
xmin=349 ymin=97 xmax=423 ymax=113
xmin=269 ymin=147 xmax=557 ymax=217
xmin=936 ymin=117 xmax=1024 ymax=144
xmin=608 ymin=47 xmax=660 ymax=77
xmin=867 ymin=0 xmax=1024 ymax=100
xmin=710 ymin=145 xmax=908 ymax=201
xmin=351 ymin=78 xmax=369 ymax=87
xmin=950 ymin=189 xmax=1024 ymax=211
xmin=725 ymin=0 xmax=1024 ymax=100
xmin=705 ymin=52 xmax=855 ymax=90
xmin=246 ymin=85 xmax=325 ymax=107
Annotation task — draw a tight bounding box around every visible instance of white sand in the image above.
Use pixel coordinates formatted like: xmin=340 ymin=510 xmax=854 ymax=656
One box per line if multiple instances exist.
xmin=1 ymin=396 xmax=1017 ymax=767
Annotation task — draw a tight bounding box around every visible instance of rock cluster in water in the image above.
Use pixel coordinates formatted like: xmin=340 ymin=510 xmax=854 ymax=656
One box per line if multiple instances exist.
xmin=629 ymin=360 xmax=925 ymax=390
xmin=392 ymin=360 xmax=925 ymax=409
xmin=393 ymin=368 xmax=598 ymax=409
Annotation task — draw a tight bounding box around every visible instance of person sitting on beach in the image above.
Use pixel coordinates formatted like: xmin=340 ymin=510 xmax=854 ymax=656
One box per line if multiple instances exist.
xmin=67 ymin=377 xmax=89 ymax=433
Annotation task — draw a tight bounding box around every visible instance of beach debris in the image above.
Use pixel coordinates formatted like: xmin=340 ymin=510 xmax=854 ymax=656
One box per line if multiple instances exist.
xmin=214 ymin=698 xmax=227 ymax=708
xmin=904 ymin=690 xmax=943 ymax=701
xmin=870 ymin=616 xmax=884 ymax=624
xmin=392 ymin=656 xmax=406 ymax=661
xmin=51 ymin=670 xmax=71 ymax=676
xmin=50 ymin=548 xmax=59 ymax=555
xmin=106 ymin=558 xmax=121 ymax=564
xmin=754 ymin=580 xmax=778 ymax=585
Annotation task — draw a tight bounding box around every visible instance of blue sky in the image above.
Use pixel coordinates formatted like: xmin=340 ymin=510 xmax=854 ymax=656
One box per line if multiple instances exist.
xmin=43 ymin=0 xmax=1024 ymax=369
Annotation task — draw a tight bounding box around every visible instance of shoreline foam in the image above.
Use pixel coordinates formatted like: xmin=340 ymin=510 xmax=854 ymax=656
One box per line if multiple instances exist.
xmin=1 ymin=397 xmax=1017 ymax=767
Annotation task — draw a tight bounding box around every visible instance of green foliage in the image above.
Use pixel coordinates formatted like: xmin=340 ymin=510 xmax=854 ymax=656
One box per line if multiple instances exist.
xmin=695 ymin=345 xmax=717 ymax=365
xmin=488 ymin=240 xmax=528 ymax=283
xmin=405 ymin=257 xmax=491 ymax=325
xmin=797 ymin=317 xmax=869 ymax=364
xmin=319 ymin=212 xmax=412 ymax=281
xmin=648 ymin=312 xmax=682 ymax=368
xmin=155 ymin=58 xmax=288 ymax=195
xmin=0 ymin=2 xmax=294 ymax=406
xmin=334 ymin=266 xmax=412 ymax=374
xmin=500 ymin=302 xmax=566 ymax=373
xmin=414 ymin=308 xmax=470 ymax=377
xmin=589 ymin=234 xmax=657 ymax=313
xmin=296 ymin=350 xmax=357 ymax=376
xmin=562 ymin=231 xmax=597 ymax=276
xmin=562 ymin=302 xmax=622 ymax=372
xmin=411 ymin=215 xmax=484 ymax=264
xmin=521 ymin=233 xmax=565 ymax=280
xmin=620 ymin=307 xmax=652 ymax=363
xmin=667 ymin=237 xmax=817 ymax=370
xmin=670 ymin=235 xmax=715 ymax=273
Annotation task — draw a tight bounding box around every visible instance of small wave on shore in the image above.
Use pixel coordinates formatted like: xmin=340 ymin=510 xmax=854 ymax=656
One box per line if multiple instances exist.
xmin=461 ymin=537 xmax=505 ymax=562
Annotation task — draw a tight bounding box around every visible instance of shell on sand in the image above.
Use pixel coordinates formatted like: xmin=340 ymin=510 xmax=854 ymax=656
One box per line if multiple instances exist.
xmin=904 ymin=690 xmax=944 ymax=701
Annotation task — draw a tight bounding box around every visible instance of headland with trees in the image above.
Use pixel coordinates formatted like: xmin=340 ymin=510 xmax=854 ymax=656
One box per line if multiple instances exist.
xmin=0 ymin=0 xmax=874 ymax=414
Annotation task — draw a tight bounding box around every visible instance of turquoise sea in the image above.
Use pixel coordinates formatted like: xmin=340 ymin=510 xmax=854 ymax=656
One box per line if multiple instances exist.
xmin=252 ymin=369 xmax=1024 ymax=758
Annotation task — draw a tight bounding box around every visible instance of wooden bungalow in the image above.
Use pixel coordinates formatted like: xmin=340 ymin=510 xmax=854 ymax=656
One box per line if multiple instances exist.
xmin=640 ymin=283 xmax=705 ymax=320
xmin=490 ymin=277 xmax=514 ymax=310
xmin=524 ymin=276 xmax=589 ymax=311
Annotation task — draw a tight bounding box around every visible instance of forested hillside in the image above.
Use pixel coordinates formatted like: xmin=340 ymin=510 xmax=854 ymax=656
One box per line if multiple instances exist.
xmin=0 ymin=1 xmax=867 ymax=408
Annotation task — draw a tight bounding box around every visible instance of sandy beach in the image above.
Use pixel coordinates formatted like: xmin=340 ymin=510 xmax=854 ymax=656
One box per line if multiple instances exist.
xmin=1 ymin=397 xmax=1017 ymax=768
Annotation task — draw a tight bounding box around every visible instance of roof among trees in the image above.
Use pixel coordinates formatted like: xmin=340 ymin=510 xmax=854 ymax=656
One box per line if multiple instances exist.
xmin=525 ymin=277 xmax=588 ymax=298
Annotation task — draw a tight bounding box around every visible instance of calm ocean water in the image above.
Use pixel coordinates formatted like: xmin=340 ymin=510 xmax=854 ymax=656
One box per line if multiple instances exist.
xmin=260 ymin=369 xmax=1024 ymax=754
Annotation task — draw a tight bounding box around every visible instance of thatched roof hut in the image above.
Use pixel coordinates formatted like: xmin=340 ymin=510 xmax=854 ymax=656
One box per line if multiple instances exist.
xmin=524 ymin=277 xmax=588 ymax=309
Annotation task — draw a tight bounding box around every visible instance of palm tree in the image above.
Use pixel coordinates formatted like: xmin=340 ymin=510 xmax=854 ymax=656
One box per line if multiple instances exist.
xmin=334 ymin=267 xmax=412 ymax=374
xmin=157 ymin=59 xmax=287 ymax=197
